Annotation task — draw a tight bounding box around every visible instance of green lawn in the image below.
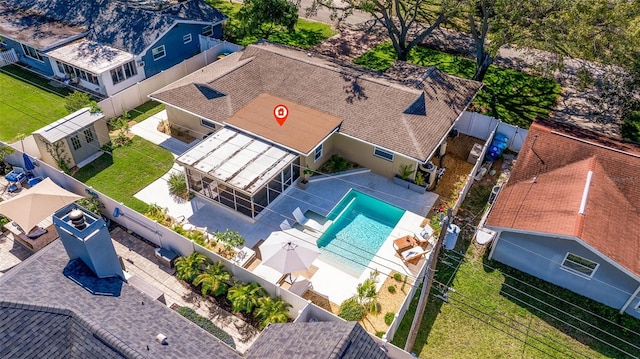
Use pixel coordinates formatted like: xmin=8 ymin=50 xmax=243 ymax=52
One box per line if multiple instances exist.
xmin=128 ymin=101 xmax=165 ymax=123
xmin=392 ymin=185 xmax=640 ymax=358
xmin=207 ymin=0 xmax=336 ymax=49
xmin=354 ymin=42 xmax=561 ymax=129
xmin=73 ymin=137 xmax=174 ymax=213
xmin=0 ymin=65 xmax=72 ymax=143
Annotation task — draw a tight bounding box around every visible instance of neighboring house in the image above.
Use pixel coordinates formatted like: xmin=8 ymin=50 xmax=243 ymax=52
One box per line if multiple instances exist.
xmin=149 ymin=42 xmax=482 ymax=219
xmin=0 ymin=240 xmax=390 ymax=358
xmin=32 ymin=108 xmax=109 ymax=169
xmin=485 ymin=120 xmax=640 ymax=319
xmin=0 ymin=0 xmax=227 ymax=96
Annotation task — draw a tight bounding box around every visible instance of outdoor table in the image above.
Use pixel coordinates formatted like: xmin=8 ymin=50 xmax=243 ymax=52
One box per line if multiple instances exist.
xmin=393 ymin=235 xmax=416 ymax=253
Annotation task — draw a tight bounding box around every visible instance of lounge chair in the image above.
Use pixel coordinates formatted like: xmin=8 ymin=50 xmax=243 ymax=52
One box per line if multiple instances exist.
xmin=280 ymin=219 xmax=292 ymax=230
xmin=292 ymin=207 xmax=323 ymax=232
xmin=400 ymin=246 xmax=431 ymax=265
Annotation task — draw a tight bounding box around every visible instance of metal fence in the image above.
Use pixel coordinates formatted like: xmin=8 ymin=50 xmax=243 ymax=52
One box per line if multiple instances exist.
xmin=0 ymin=49 xmax=18 ymax=67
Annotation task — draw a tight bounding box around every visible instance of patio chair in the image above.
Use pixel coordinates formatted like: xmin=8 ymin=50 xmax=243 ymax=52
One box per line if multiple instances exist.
xmin=414 ymin=225 xmax=435 ymax=246
xmin=400 ymin=246 xmax=431 ymax=265
xmin=5 ymin=167 xmax=26 ymax=184
xmin=292 ymin=207 xmax=323 ymax=232
xmin=280 ymin=219 xmax=292 ymax=231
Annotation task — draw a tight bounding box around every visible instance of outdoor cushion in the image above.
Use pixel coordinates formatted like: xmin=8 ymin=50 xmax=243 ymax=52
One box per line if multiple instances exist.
xmin=26 ymin=226 xmax=48 ymax=239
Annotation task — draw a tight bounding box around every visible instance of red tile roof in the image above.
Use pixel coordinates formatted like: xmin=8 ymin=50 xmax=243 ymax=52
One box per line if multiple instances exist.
xmin=486 ymin=119 xmax=640 ymax=277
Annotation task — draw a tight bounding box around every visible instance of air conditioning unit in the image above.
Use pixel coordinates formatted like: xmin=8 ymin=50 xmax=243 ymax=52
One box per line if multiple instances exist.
xmin=138 ymin=61 xmax=145 ymax=67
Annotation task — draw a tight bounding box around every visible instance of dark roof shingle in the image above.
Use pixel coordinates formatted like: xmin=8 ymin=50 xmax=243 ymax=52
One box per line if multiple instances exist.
xmin=151 ymin=43 xmax=482 ymax=161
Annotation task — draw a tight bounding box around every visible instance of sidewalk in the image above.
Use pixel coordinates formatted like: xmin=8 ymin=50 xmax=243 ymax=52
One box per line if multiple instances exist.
xmin=130 ymin=110 xmax=198 ymax=156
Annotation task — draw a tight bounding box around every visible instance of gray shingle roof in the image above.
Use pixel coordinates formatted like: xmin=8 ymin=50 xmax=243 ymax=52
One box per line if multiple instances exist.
xmin=151 ymin=42 xmax=482 ymax=161
xmin=245 ymin=321 xmax=388 ymax=359
xmin=34 ymin=107 xmax=105 ymax=143
xmin=1 ymin=0 xmax=227 ymax=55
xmin=0 ymin=240 xmax=241 ymax=359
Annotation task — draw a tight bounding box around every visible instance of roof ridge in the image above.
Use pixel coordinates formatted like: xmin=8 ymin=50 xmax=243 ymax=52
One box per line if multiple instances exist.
xmin=551 ymin=130 xmax=640 ymax=158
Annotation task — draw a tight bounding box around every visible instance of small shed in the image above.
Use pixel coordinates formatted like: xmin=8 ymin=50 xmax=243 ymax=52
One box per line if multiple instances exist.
xmin=33 ymin=108 xmax=109 ymax=170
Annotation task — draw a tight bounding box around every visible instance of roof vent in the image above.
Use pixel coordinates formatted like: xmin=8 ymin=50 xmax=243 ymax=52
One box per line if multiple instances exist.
xmin=156 ymin=333 xmax=168 ymax=345
xmin=69 ymin=209 xmax=87 ymax=230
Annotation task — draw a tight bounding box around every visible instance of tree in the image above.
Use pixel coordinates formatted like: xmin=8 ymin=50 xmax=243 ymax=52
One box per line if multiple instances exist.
xmin=308 ymin=0 xmax=457 ymax=61
xmin=238 ymin=0 xmax=298 ymax=38
xmin=193 ymin=261 xmax=231 ymax=298
xmin=227 ymin=282 xmax=266 ymax=314
xmin=64 ymin=91 xmax=101 ymax=113
xmin=175 ymin=252 xmax=208 ymax=282
xmin=355 ymin=270 xmax=381 ymax=315
xmin=254 ymin=296 xmax=291 ymax=329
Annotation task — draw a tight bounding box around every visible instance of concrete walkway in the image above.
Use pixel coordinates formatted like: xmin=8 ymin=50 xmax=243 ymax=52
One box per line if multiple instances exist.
xmin=130 ymin=110 xmax=199 ymax=156
xmin=111 ymin=227 xmax=259 ymax=353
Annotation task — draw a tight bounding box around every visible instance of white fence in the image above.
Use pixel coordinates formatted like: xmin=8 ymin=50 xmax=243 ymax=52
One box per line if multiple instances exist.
xmin=0 ymin=49 xmax=18 ymax=67
xmin=384 ymin=253 xmax=431 ymax=342
xmin=98 ymin=43 xmax=242 ymax=119
xmin=456 ymin=111 xmax=528 ymax=152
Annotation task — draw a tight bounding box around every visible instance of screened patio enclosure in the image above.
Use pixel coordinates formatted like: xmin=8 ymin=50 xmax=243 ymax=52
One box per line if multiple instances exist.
xmin=177 ymin=128 xmax=299 ymax=219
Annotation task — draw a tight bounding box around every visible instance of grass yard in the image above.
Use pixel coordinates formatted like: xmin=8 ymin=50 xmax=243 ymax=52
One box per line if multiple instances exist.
xmin=354 ymin=42 xmax=561 ymax=129
xmin=392 ymin=184 xmax=640 ymax=358
xmin=207 ymin=0 xmax=336 ymax=49
xmin=127 ymin=101 xmax=165 ymax=123
xmin=0 ymin=65 xmax=72 ymax=143
xmin=73 ymin=137 xmax=174 ymax=213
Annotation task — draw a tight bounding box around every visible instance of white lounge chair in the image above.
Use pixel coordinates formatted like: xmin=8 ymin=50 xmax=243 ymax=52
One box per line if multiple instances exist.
xmin=414 ymin=225 xmax=435 ymax=246
xmin=280 ymin=219 xmax=292 ymax=230
xmin=400 ymin=246 xmax=431 ymax=265
xmin=292 ymin=207 xmax=323 ymax=232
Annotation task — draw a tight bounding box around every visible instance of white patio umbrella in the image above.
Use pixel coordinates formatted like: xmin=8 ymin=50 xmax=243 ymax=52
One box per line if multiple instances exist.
xmin=0 ymin=178 xmax=82 ymax=232
xmin=260 ymin=228 xmax=320 ymax=277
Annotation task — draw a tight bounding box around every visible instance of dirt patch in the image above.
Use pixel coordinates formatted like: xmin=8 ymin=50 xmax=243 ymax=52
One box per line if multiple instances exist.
xmin=303 ymin=289 xmax=339 ymax=313
xmin=359 ymin=272 xmax=415 ymax=335
xmin=157 ymin=122 xmax=196 ymax=144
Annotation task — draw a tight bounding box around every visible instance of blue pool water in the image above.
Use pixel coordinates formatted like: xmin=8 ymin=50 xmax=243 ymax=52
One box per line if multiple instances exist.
xmin=317 ymin=190 xmax=405 ymax=277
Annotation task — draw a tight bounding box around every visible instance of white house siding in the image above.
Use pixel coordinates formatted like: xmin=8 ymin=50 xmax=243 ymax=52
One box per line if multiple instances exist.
xmin=490 ymin=231 xmax=640 ymax=319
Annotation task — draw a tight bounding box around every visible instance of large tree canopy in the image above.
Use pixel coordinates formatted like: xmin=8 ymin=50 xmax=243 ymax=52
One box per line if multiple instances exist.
xmin=308 ymin=0 xmax=459 ymax=61
xmin=238 ymin=0 xmax=299 ymax=38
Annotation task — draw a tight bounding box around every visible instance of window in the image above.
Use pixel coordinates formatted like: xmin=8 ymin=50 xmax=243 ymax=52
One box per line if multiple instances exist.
xmin=110 ymin=61 xmax=138 ymax=84
xmin=152 ymin=45 xmax=166 ymax=61
xmin=84 ymin=128 xmax=94 ymax=143
xmin=313 ymin=144 xmax=323 ymax=162
xmin=56 ymin=61 xmax=99 ymax=85
xmin=70 ymin=135 xmax=81 ymax=151
xmin=183 ymin=33 xmax=192 ymax=44
xmin=21 ymin=44 xmax=43 ymax=61
xmin=561 ymin=253 xmax=599 ymax=278
xmin=200 ymin=118 xmax=216 ymax=129
xmin=373 ymin=147 xmax=394 ymax=161
xmin=202 ymin=25 xmax=213 ymax=37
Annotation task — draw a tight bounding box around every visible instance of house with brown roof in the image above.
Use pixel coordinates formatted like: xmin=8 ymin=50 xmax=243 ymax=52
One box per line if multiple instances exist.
xmin=485 ymin=119 xmax=640 ymax=319
xmin=149 ymin=42 xmax=481 ymax=219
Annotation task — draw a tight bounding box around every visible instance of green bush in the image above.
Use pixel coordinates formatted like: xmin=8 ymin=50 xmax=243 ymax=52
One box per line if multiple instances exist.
xmin=622 ymin=110 xmax=640 ymax=143
xmin=388 ymin=285 xmax=396 ymax=293
xmin=393 ymin=273 xmax=402 ymax=281
xmin=0 ymin=215 xmax=9 ymax=229
xmin=75 ymin=197 xmax=104 ymax=217
xmin=384 ymin=312 xmax=395 ymax=325
xmin=375 ymin=331 xmax=386 ymax=338
xmin=167 ymin=172 xmax=188 ymax=200
xmin=176 ymin=307 xmax=235 ymax=348
xmin=339 ymin=297 xmax=366 ymax=321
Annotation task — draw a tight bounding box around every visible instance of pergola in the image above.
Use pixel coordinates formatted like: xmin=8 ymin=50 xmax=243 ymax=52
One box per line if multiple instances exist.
xmin=177 ymin=128 xmax=299 ymax=219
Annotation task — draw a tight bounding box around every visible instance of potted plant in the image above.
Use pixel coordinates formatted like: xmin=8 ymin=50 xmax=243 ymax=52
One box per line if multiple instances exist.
xmin=393 ymin=164 xmax=414 ymax=188
xmin=409 ymin=171 xmax=427 ymax=193
xmin=298 ymin=166 xmax=314 ymax=189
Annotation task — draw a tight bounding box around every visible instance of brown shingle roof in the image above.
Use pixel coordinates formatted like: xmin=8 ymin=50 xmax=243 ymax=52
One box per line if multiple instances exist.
xmin=486 ymin=120 xmax=640 ymax=276
xmin=226 ymin=93 xmax=342 ymax=154
xmin=151 ymin=42 xmax=481 ymax=161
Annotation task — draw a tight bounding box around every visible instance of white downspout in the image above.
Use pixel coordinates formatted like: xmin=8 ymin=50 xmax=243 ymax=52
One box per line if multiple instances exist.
xmin=619 ymin=284 xmax=640 ymax=315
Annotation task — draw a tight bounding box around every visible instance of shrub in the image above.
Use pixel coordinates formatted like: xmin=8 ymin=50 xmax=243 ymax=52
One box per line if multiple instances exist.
xmin=0 ymin=215 xmax=9 ymax=229
xmin=393 ymin=273 xmax=402 ymax=281
xmin=65 ymin=91 xmax=91 ymax=113
xmin=388 ymin=285 xmax=396 ymax=294
xmin=215 ymin=229 xmax=245 ymax=253
xmin=375 ymin=331 xmax=386 ymax=338
xmin=339 ymin=297 xmax=366 ymax=321
xmin=168 ymin=172 xmax=188 ymax=200
xmin=384 ymin=312 xmax=395 ymax=325
xmin=255 ymin=296 xmax=292 ymax=330
xmin=144 ymin=203 xmax=172 ymax=226
xmin=75 ymin=197 xmax=104 ymax=217
xmin=176 ymin=307 xmax=235 ymax=348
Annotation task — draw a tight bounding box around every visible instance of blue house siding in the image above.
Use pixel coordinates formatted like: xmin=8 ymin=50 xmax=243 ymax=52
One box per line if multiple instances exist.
xmin=142 ymin=22 xmax=223 ymax=78
xmin=491 ymin=231 xmax=640 ymax=319
xmin=3 ymin=37 xmax=54 ymax=75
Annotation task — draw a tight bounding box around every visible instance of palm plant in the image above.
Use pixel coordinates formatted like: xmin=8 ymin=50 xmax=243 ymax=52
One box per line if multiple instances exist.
xmin=227 ymin=282 xmax=266 ymax=314
xmin=355 ymin=271 xmax=381 ymax=316
xmin=174 ymin=252 xmax=208 ymax=283
xmin=193 ymin=261 xmax=231 ymax=298
xmin=254 ymin=296 xmax=291 ymax=330
xmin=167 ymin=171 xmax=189 ymax=200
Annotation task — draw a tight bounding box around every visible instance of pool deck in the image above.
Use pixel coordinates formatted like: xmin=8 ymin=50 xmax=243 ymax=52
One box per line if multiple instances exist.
xmin=134 ymin=168 xmax=439 ymax=304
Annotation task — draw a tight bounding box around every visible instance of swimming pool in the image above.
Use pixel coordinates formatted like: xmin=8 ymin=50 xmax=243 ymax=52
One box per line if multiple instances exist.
xmin=317 ymin=190 xmax=405 ymax=277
